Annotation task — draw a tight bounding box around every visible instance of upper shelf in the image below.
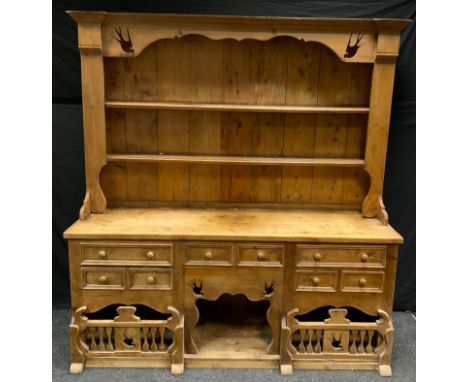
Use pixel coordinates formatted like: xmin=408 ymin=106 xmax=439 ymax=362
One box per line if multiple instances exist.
xmin=105 ymin=101 xmax=369 ymax=114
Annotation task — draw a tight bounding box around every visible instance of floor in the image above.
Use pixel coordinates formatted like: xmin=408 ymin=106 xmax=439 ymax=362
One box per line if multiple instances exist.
xmin=52 ymin=309 xmax=415 ymax=382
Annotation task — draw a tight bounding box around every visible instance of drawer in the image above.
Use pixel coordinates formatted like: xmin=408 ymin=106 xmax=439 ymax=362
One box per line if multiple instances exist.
xmin=185 ymin=243 xmax=233 ymax=266
xmin=295 ymin=270 xmax=338 ymax=292
xmin=341 ymin=271 xmax=384 ymax=293
xmin=81 ymin=242 xmax=172 ymax=266
xmin=129 ymin=268 xmax=172 ymax=290
xmin=81 ymin=267 xmax=125 ymax=290
xmin=296 ymin=245 xmax=386 ymax=267
xmin=237 ymin=244 xmax=284 ymax=267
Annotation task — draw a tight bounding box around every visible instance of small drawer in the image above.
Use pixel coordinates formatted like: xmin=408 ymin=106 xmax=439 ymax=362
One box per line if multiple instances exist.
xmin=341 ymin=271 xmax=384 ymax=293
xmin=185 ymin=243 xmax=233 ymax=266
xmin=237 ymin=244 xmax=284 ymax=267
xmin=81 ymin=243 xmax=172 ymax=266
xmin=81 ymin=267 xmax=125 ymax=290
xmin=296 ymin=245 xmax=386 ymax=267
xmin=129 ymin=268 xmax=172 ymax=290
xmin=295 ymin=270 xmax=338 ymax=292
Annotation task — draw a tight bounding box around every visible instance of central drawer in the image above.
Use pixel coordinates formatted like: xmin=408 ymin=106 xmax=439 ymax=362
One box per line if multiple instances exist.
xmin=185 ymin=243 xmax=234 ymax=266
xmin=237 ymin=244 xmax=284 ymax=267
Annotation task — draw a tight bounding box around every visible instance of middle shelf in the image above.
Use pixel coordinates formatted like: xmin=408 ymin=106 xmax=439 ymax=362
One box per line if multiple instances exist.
xmin=106 ymin=154 xmax=365 ymax=167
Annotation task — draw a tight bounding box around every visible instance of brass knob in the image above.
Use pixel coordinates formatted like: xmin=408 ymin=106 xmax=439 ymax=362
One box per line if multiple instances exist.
xmin=205 ymin=251 xmax=212 ymax=260
xmin=147 ymin=276 xmax=155 ymax=284
xmin=314 ymin=253 xmax=322 ymax=262
xmin=146 ymin=251 xmax=154 ymax=259
xmin=257 ymin=251 xmax=265 ymax=260
xmin=98 ymin=275 xmax=107 ymax=284
xmin=312 ymin=277 xmax=320 ymax=286
xmin=361 ymin=253 xmax=369 ymax=262
xmin=359 ymin=278 xmax=367 ymax=287
xmin=98 ymin=250 xmax=107 ymax=259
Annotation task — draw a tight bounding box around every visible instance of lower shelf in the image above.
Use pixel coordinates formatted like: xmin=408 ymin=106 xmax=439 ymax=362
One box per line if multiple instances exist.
xmin=192 ymin=321 xmax=271 ymax=358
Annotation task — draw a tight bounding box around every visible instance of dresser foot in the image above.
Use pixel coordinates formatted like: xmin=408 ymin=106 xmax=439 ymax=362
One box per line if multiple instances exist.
xmin=280 ymin=364 xmax=293 ymax=375
xmin=69 ymin=362 xmax=84 ymax=374
xmin=171 ymin=363 xmax=184 ymax=375
xmin=378 ymin=365 xmax=392 ymax=377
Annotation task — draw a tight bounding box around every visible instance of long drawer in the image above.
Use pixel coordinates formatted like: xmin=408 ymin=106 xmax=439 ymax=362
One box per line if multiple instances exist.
xmin=81 ymin=242 xmax=173 ymax=266
xmin=296 ymin=245 xmax=386 ymax=268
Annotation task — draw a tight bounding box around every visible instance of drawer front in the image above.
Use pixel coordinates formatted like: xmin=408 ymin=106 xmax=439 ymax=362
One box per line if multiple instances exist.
xmin=295 ymin=270 xmax=338 ymax=292
xmin=129 ymin=268 xmax=172 ymax=290
xmin=81 ymin=267 xmax=125 ymax=290
xmin=81 ymin=243 xmax=172 ymax=265
xmin=341 ymin=271 xmax=384 ymax=293
xmin=296 ymin=245 xmax=386 ymax=267
xmin=185 ymin=243 xmax=233 ymax=266
xmin=237 ymin=244 xmax=284 ymax=267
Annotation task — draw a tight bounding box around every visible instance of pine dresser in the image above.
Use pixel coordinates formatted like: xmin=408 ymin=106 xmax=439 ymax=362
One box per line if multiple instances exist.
xmin=64 ymin=11 xmax=410 ymax=376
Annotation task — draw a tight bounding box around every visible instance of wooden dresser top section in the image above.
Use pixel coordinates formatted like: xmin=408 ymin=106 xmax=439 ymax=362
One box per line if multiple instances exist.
xmin=64 ymin=208 xmax=403 ymax=243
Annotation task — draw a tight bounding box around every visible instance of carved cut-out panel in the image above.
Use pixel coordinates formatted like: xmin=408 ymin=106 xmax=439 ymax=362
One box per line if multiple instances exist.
xmin=73 ymin=305 xmax=181 ymax=355
xmin=286 ymin=308 xmax=389 ymax=358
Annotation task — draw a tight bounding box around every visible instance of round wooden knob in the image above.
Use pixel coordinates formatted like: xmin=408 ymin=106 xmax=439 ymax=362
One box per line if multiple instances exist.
xmin=98 ymin=250 xmax=107 ymax=258
xmin=146 ymin=251 xmax=154 ymax=259
xmin=359 ymin=278 xmax=367 ymax=287
xmin=312 ymin=277 xmax=320 ymax=286
xmin=361 ymin=253 xmax=369 ymax=262
xmin=147 ymin=276 xmax=155 ymax=284
xmin=205 ymin=251 xmax=212 ymax=260
xmin=314 ymin=253 xmax=322 ymax=262
xmin=98 ymin=275 xmax=107 ymax=284
xmin=257 ymin=251 xmax=265 ymax=260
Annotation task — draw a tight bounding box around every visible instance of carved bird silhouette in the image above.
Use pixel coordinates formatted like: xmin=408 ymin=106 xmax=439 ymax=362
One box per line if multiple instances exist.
xmin=191 ymin=280 xmax=203 ymax=295
xmin=344 ymin=33 xmax=364 ymax=58
xmin=264 ymin=281 xmax=275 ymax=296
xmin=114 ymin=26 xmax=134 ymax=53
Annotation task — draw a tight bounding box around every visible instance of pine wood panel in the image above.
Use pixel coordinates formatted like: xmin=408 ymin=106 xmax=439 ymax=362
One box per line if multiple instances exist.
xmin=189 ymin=112 xmax=221 ymax=201
xmin=342 ymin=63 xmax=372 ymax=205
xmin=189 ymin=36 xmax=223 ymax=201
xmin=125 ymin=109 xmax=159 ymax=202
xmin=220 ymin=113 xmax=254 ymax=202
xmin=281 ymin=41 xmax=321 ymax=203
xmin=102 ymin=37 xmax=372 ymax=208
xmin=158 ymin=111 xmax=190 ymax=201
xmin=281 ymin=115 xmax=316 ymax=203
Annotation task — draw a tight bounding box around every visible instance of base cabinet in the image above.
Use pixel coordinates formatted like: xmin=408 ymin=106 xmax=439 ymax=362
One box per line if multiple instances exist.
xmin=68 ymin=240 xmax=398 ymax=376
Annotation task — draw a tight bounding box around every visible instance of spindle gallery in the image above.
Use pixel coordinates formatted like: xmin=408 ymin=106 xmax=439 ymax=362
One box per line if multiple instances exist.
xmin=64 ymin=11 xmax=410 ymax=376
